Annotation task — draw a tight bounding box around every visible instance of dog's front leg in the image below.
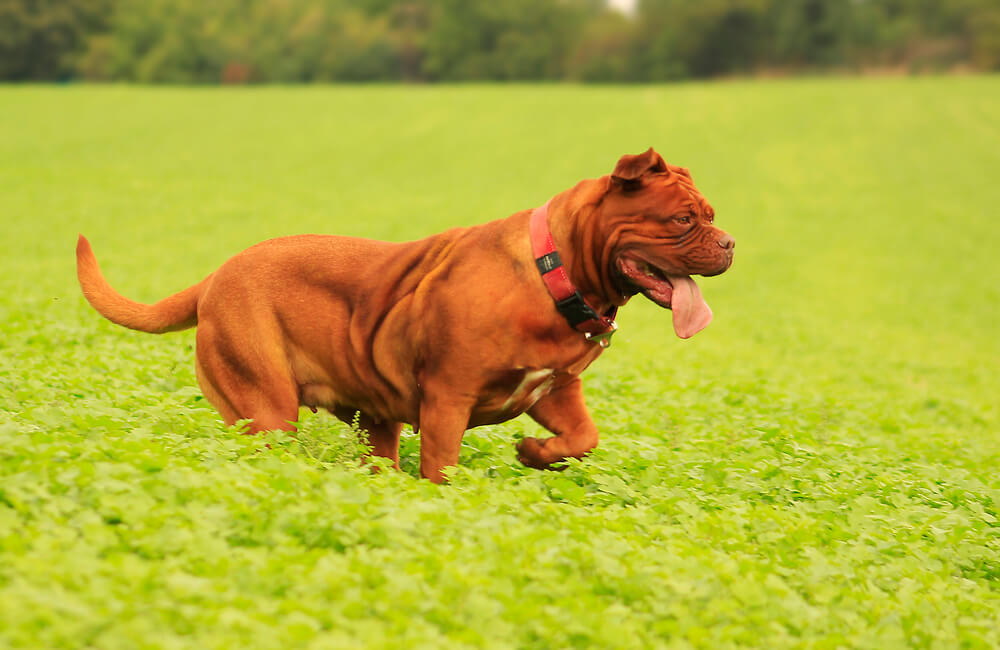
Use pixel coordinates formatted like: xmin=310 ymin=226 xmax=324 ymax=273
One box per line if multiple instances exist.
xmin=418 ymin=392 xmax=473 ymax=484
xmin=518 ymin=377 xmax=599 ymax=470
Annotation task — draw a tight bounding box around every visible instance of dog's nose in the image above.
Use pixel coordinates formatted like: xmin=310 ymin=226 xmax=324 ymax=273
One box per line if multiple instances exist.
xmin=717 ymin=233 xmax=735 ymax=250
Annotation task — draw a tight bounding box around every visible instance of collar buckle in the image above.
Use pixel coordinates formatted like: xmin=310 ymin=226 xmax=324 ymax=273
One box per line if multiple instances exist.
xmin=585 ymin=320 xmax=618 ymax=348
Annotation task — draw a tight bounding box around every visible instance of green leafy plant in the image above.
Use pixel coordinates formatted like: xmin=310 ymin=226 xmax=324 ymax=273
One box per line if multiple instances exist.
xmin=1 ymin=78 xmax=998 ymax=648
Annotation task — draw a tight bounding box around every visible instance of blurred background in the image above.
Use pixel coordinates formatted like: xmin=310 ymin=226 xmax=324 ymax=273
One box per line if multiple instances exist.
xmin=2 ymin=0 xmax=998 ymax=84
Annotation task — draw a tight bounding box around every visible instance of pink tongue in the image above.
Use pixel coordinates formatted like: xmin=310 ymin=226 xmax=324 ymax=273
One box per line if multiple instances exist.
xmin=667 ymin=275 xmax=713 ymax=339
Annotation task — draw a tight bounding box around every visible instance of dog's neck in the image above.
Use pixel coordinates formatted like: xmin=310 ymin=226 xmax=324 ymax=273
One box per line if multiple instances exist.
xmin=531 ymin=198 xmax=619 ymax=346
xmin=545 ymin=189 xmax=629 ymax=315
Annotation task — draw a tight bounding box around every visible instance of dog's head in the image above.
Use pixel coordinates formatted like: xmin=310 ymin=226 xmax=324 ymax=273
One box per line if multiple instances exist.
xmin=598 ymin=148 xmax=734 ymax=338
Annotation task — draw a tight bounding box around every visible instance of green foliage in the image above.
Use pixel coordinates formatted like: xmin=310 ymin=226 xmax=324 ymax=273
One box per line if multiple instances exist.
xmin=0 ymin=0 xmax=111 ymax=80
xmin=86 ymin=0 xmax=408 ymax=83
xmin=3 ymin=0 xmax=1000 ymax=82
xmin=1 ymin=78 xmax=999 ymax=647
xmin=420 ymin=0 xmax=588 ymax=80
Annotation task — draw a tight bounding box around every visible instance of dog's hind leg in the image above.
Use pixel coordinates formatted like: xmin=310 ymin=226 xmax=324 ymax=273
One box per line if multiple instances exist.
xmin=195 ymin=358 xmax=240 ymax=425
xmin=194 ymin=323 xmax=299 ymax=434
xmin=333 ymin=406 xmax=403 ymax=470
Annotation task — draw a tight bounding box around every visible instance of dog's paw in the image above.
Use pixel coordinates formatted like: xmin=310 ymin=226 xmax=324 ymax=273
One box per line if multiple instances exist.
xmin=516 ymin=437 xmax=556 ymax=470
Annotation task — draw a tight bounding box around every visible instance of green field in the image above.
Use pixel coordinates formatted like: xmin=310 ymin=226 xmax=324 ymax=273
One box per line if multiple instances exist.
xmin=1 ymin=78 xmax=998 ymax=648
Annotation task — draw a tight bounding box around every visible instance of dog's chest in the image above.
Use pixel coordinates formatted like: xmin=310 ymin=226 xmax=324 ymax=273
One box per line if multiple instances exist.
xmin=501 ymin=368 xmax=555 ymax=412
xmin=470 ymin=368 xmax=555 ymax=425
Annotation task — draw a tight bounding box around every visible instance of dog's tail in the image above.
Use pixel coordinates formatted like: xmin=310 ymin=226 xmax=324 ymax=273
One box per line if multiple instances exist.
xmin=76 ymin=235 xmax=209 ymax=334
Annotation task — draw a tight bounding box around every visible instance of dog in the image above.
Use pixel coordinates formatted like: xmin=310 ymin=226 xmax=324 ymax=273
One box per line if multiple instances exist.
xmin=77 ymin=148 xmax=734 ymax=482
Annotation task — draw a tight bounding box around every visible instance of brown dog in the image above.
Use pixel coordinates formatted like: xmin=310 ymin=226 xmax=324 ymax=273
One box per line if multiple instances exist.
xmin=77 ymin=148 xmax=734 ymax=482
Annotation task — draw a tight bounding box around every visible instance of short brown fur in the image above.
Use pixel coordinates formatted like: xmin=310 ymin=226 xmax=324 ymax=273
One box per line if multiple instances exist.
xmin=77 ymin=149 xmax=733 ymax=482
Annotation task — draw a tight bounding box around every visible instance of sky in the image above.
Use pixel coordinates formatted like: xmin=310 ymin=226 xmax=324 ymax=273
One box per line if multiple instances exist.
xmin=607 ymin=0 xmax=637 ymax=15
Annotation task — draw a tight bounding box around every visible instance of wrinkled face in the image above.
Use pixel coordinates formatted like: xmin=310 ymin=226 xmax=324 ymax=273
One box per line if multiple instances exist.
xmin=601 ymin=150 xmax=734 ymax=338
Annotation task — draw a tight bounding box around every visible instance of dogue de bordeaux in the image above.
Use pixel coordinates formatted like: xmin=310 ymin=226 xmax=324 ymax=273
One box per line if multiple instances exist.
xmin=77 ymin=148 xmax=734 ymax=482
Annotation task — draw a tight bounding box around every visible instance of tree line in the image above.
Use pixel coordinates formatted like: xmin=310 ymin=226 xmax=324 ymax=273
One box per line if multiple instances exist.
xmin=2 ymin=0 xmax=998 ymax=83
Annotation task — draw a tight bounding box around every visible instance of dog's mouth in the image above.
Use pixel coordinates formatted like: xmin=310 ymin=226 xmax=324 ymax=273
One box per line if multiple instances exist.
xmin=616 ymin=255 xmax=713 ymax=339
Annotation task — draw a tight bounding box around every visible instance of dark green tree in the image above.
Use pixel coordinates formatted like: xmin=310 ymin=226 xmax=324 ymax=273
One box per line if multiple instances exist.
xmin=421 ymin=0 xmax=590 ymax=80
xmin=0 ymin=0 xmax=111 ymax=80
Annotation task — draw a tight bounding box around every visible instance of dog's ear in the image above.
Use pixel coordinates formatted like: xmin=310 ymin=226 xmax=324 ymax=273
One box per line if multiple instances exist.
xmin=611 ymin=148 xmax=668 ymax=189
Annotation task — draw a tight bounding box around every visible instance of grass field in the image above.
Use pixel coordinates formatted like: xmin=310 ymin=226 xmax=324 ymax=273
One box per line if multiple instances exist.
xmin=1 ymin=77 xmax=998 ymax=648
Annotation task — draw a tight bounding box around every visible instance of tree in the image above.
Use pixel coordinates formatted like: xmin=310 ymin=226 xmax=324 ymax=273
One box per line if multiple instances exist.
xmin=0 ymin=0 xmax=111 ymax=80
xmin=421 ymin=0 xmax=589 ymax=80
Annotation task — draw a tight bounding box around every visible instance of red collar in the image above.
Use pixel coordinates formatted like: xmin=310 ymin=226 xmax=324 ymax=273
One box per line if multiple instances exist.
xmin=530 ymin=201 xmax=618 ymax=347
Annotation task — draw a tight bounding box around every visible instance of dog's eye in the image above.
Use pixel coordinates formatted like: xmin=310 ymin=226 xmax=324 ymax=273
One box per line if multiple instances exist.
xmin=675 ymin=216 xmax=691 ymax=224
